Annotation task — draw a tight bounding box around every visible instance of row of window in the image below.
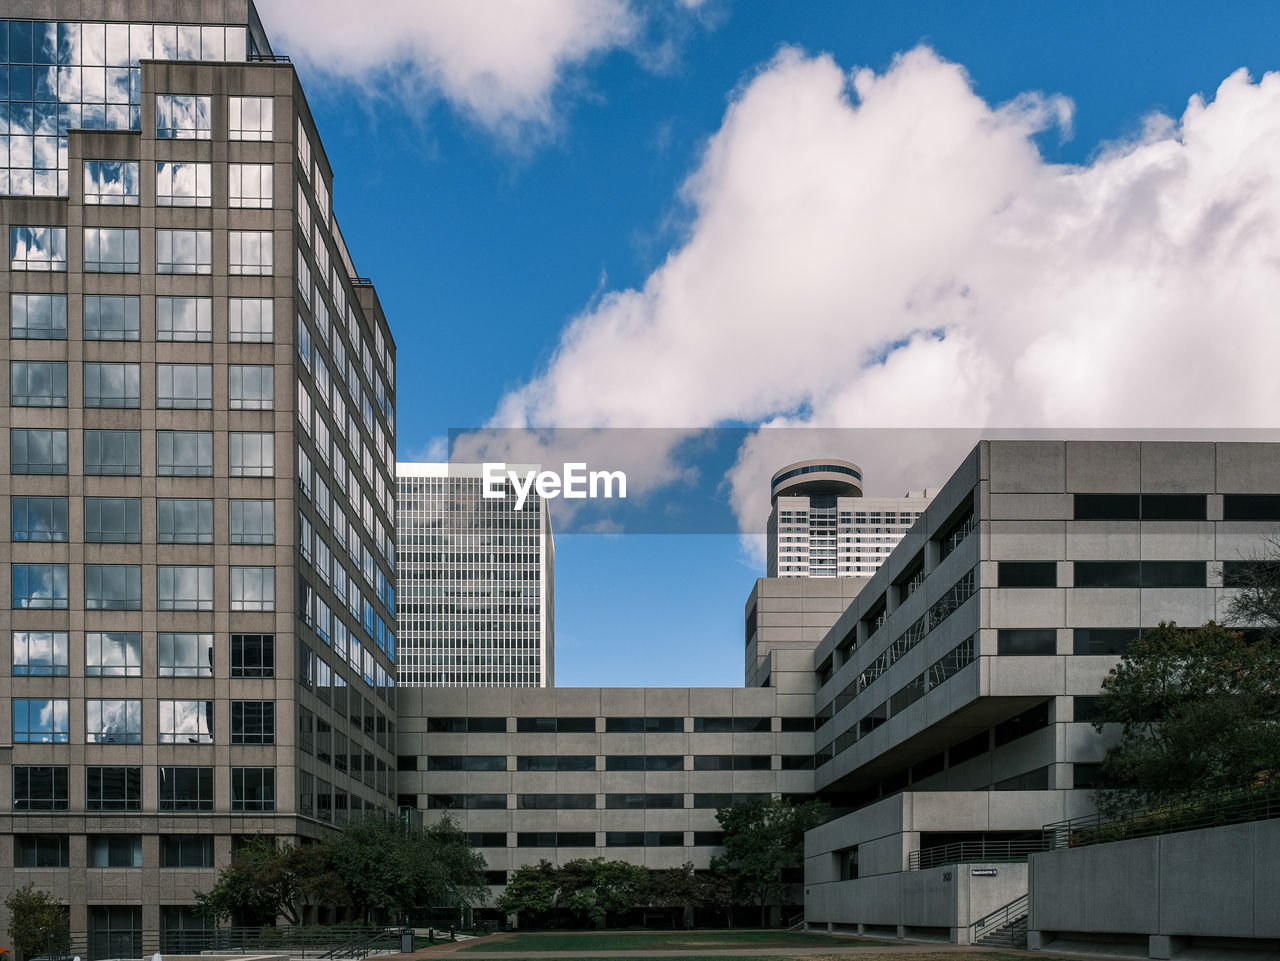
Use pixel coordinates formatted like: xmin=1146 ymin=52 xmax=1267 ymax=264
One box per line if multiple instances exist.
xmin=15 ymin=833 xmax=220 ymax=869
xmin=1073 ymin=493 xmax=1280 ymax=521
xmin=11 ymin=226 xmax=274 ymax=274
xmin=427 ymin=792 xmax=773 ymax=811
xmin=11 ymin=292 xmax=274 ymax=341
xmin=83 ymin=159 xmax=273 ymax=207
xmin=10 ymin=360 xmax=273 ymax=407
xmin=9 ymin=428 xmax=273 ymax=475
xmin=13 ymin=496 xmax=273 ymax=544
xmin=423 ymin=716 xmax=784 ymax=734
xmin=11 ymin=698 xmax=273 ymax=744
xmin=11 ymin=563 xmax=274 ymax=611
xmin=414 ymin=754 xmax=793 ymax=772
xmin=11 ymin=630 xmax=273 ymax=677
xmin=12 ymin=765 xmax=271 ymax=811
xmin=998 ymin=560 xmax=1209 ymax=589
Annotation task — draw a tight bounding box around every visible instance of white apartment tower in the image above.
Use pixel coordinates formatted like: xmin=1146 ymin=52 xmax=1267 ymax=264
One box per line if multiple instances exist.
xmin=767 ymin=459 xmax=934 ymax=578
xmin=395 ymin=464 xmax=554 ymax=688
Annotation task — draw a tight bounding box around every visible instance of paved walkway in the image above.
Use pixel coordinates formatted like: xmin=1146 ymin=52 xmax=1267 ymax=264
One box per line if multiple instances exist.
xmin=390 ymin=934 xmax=1045 ymax=959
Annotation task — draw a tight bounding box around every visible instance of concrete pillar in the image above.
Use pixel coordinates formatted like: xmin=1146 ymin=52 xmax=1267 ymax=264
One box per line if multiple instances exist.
xmin=1149 ymin=935 xmax=1188 ymax=960
xmin=896 ymin=925 xmax=907 ymax=940
xmin=1027 ymin=931 xmax=1048 ymax=951
xmin=857 ymin=923 xmax=866 ymax=936
xmin=826 ymin=922 xmax=834 ymax=933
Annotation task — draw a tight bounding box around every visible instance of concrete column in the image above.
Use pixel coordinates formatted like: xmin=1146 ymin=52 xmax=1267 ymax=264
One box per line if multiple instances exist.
xmin=1027 ymin=931 xmax=1048 ymax=951
xmin=1149 ymin=935 xmax=1188 ymax=960
xmin=896 ymin=925 xmax=907 ymax=939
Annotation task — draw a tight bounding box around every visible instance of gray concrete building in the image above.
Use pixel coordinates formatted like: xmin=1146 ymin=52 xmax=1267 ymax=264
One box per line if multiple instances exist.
xmin=395 ymin=685 xmax=817 ymax=895
xmin=0 ymin=3 xmax=399 ymax=949
xmin=801 ymin=440 xmax=1280 ymax=945
xmin=395 ymin=463 xmax=554 ymax=688
xmin=767 ymin=459 xmax=934 ymax=579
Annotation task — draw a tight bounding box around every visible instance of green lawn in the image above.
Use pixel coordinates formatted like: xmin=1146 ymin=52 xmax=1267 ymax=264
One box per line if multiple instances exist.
xmin=459 ymin=930 xmax=890 ymax=952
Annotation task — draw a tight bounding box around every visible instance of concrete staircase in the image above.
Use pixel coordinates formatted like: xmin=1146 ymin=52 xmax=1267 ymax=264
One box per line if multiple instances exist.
xmin=975 ymin=914 xmax=1029 ymax=949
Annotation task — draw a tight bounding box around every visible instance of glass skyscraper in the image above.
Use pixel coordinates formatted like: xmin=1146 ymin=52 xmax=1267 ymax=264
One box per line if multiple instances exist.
xmin=0 ymin=1 xmax=399 ymax=947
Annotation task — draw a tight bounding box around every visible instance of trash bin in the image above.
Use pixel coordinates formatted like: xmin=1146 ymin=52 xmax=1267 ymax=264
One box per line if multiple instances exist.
xmin=401 ymin=931 xmax=415 ymax=953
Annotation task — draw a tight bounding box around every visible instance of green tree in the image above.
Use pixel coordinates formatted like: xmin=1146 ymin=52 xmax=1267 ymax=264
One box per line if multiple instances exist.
xmin=1223 ymin=532 xmax=1280 ymax=639
xmin=1093 ymin=621 xmax=1280 ymax=817
xmin=496 ymin=861 xmax=558 ymax=927
xmin=195 ymin=836 xmax=341 ymax=926
xmin=715 ymin=797 xmax=830 ymax=926
xmin=5 ymin=885 xmax=69 ymax=959
xmin=555 ymin=858 xmax=647 ymax=928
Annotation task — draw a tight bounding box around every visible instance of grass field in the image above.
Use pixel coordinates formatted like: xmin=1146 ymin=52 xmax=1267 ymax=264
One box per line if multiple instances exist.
xmin=458 ymin=929 xmax=892 ymax=952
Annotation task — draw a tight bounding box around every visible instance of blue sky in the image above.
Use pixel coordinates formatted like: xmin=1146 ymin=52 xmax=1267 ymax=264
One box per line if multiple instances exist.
xmin=257 ymin=1 xmax=1280 ymax=686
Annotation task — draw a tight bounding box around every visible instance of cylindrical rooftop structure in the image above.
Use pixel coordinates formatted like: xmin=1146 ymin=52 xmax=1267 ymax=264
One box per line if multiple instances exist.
xmin=770 ymin=458 xmax=863 ymax=503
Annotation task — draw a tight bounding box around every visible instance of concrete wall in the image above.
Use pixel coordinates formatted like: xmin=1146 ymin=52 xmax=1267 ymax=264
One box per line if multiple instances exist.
xmin=1029 ymin=820 xmax=1280 ymax=950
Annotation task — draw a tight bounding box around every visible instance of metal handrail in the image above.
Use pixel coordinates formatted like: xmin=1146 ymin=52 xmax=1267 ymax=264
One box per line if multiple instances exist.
xmin=908 ymin=838 xmax=1047 ymax=870
xmin=970 ymin=893 xmax=1029 ymax=942
xmin=248 ymin=53 xmax=292 ymax=62
xmin=1043 ymin=787 xmax=1280 ymax=850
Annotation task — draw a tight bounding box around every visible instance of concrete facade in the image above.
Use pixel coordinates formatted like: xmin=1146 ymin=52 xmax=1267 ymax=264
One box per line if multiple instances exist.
xmin=1 ymin=3 xmax=399 ymax=949
xmin=800 ymin=440 xmax=1280 ymax=944
xmin=395 ymin=462 xmax=555 ymax=688
xmin=1028 ymin=820 xmax=1280 ymax=956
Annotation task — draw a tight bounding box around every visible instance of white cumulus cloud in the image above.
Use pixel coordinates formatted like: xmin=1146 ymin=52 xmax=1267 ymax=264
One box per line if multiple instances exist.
xmin=255 ymin=0 xmax=642 ymax=137
xmin=491 ymin=45 xmax=1280 ymax=536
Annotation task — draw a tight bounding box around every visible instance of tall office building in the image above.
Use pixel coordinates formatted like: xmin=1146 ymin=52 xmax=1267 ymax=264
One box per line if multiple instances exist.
xmin=0 ymin=3 xmax=400 ymax=947
xmin=768 ymin=459 xmax=935 ymax=578
xmin=396 ymin=463 xmax=554 ymax=688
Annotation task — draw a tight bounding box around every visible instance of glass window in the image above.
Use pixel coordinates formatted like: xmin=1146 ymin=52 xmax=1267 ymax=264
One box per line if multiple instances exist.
xmin=156 ymin=297 xmax=212 ymax=341
xmin=83 ymin=362 xmax=141 ymax=407
xmin=158 ymin=700 xmax=214 ymax=743
xmin=84 ymin=160 xmax=140 ymax=205
xmin=84 ymin=497 xmax=141 ymax=543
xmin=12 ymin=564 xmax=69 ymax=609
xmin=156 ymin=431 xmax=214 ymax=476
xmin=85 ymin=632 xmax=142 ymax=677
xmin=231 ymin=633 xmax=274 ymax=678
xmin=229 ymin=365 xmax=274 ymax=409
xmin=12 ymin=631 xmax=69 ymax=676
xmin=89 ymin=835 xmax=142 ymax=868
xmin=157 ymin=499 xmax=214 ymax=544
xmin=229 ymin=432 xmax=274 ymax=476
xmin=11 ymin=497 xmax=68 ymax=542
xmin=998 ymin=561 xmax=1058 ymax=588
xmin=229 ymin=96 xmax=273 ymax=141
xmin=230 ymin=298 xmax=273 ymax=342
xmin=155 ymin=161 xmax=211 ymax=206
xmin=156 ymin=229 xmax=212 ymax=274
xmin=10 ymin=293 xmax=67 ymax=339
xmin=229 ymin=230 xmax=273 ymax=275
xmin=161 ymin=835 xmax=213 ymax=868
xmin=232 ymin=768 xmax=275 ymax=811
xmin=231 ymin=701 xmax=275 ymax=744
xmin=156 ymin=94 xmax=211 ymax=139
xmin=1223 ymin=494 xmax=1280 ymax=522
xmin=158 ymin=767 xmax=214 ymax=811
xmin=86 ymin=699 xmax=143 ymax=743
xmin=84 ymin=429 xmax=141 ymax=475
xmin=10 ymin=361 xmax=67 ymax=406
xmin=230 ymin=567 xmax=275 ymax=611
xmin=297 ymin=120 xmax=312 ymax=178
xmin=230 ymin=163 xmax=273 ymax=208
xmin=157 ymin=566 xmax=214 ymax=611
xmin=85 ymin=565 xmax=142 ymax=611
xmin=997 ymin=629 xmax=1058 ymax=655
xmin=14 ymin=767 xmax=70 ymax=811
xmin=10 ymin=226 xmax=67 ymax=270
xmin=230 ymin=500 xmax=274 ymax=544
xmin=84 ymin=295 xmax=140 ymax=340
xmin=14 ymin=698 xmax=70 ymax=742
xmin=156 ymin=364 xmax=213 ymax=408
xmin=10 ymin=428 xmax=68 ymax=474
xmin=159 ymin=633 xmax=213 ymax=677
xmin=84 ymin=227 xmax=140 ymax=272
xmin=87 ymin=767 xmax=142 ymax=812
xmin=14 ymin=835 xmax=71 ymax=867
